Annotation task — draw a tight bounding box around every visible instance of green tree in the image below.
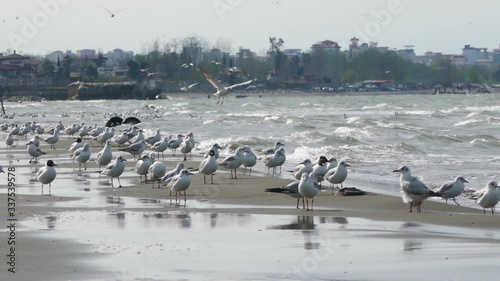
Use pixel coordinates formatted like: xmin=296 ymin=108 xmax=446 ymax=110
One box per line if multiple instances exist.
xmin=127 ymin=60 xmax=141 ymax=81
xmin=341 ymin=69 xmax=359 ymax=84
xmin=62 ymin=55 xmax=73 ymax=78
xmin=493 ymin=65 xmax=500 ymax=82
xmin=38 ymin=59 xmax=55 ymax=77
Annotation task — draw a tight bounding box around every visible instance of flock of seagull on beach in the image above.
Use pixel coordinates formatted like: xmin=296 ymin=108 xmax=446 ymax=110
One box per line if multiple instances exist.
xmin=1 ymin=120 xmax=499 ymax=213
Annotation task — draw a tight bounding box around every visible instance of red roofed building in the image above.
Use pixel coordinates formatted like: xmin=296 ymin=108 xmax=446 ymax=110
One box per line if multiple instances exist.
xmin=0 ymin=50 xmax=38 ymax=78
xmin=311 ymin=40 xmax=341 ymax=53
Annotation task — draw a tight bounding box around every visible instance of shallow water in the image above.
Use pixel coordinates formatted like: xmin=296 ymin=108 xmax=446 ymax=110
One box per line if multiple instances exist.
xmin=21 ymin=211 xmax=500 ymax=281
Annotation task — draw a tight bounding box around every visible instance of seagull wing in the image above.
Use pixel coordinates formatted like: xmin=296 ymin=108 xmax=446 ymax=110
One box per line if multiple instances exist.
xmin=199 ymin=67 xmax=224 ymax=91
xmin=228 ymin=79 xmax=255 ymax=90
xmin=101 ymin=6 xmax=113 ymax=15
xmin=434 ymin=182 xmax=454 ymax=194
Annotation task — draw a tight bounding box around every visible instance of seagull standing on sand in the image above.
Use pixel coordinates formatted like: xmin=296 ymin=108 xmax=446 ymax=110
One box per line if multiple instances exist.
xmin=242 ymin=146 xmax=257 ymax=175
xmin=199 ymin=66 xmax=256 ymax=105
xmin=114 ymin=131 xmax=129 ymax=148
xmin=199 ymin=149 xmax=218 ymax=184
xmin=135 ymin=153 xmax=154 ymax=182
xmin=119 ymin=140 xmax=146 ymax=160
xmin=473 ymin=181 xmax=500 ymax=215
xmin=179 ymin=135 xmax=194 ymax=161
xmin=145 ymin=128 xmax=161 ymax=146
xmin=291 ymin=159 xmax=313 ymax=180
xmin=147 ymin=160 xmax=167 ymax=188
xmin=27 ymin=140 xmax=46 ymax=163
xmin=44 ymin=128 xmax=59 ymax=150
xmin=161 ymin=162 xmax=185 ymax=185
xmin=167 ymin=134 xmax=183 ymax=156
xmin=72 ymin=143 xmax=91 ymax=171
xmin=5 ymin=133 xmax=14 ymax=147
xmin=36 ymin=160 xmax=57 ymax=195
xmin=299 ymin=172 xmax=320 ymax=211
xmin=266 ymin=180 xmax=306 ymax=209
xmin=96 ymin=140 xmax=113 ymax=172
xmin=219 ymin=147 xmax=246 ymax=179
xmin=151 ymin=136 xmax=170 ymax=160
xmin=433 ymin=176 xmax=468 ymax=206
xmin=101 ymin=155 xmax=127 ymax=188
xmin=169 ymin=169 xmax=194 ymax=204
xmin=325 ymin=160 xmax=350 ymax=194
xmin=393 ymin=165 xmax=440 ymax=212
xmin=69 ymin=137 xmax=84 ymax=153
xmin=263 ymin=147 xmax=286 ymax=175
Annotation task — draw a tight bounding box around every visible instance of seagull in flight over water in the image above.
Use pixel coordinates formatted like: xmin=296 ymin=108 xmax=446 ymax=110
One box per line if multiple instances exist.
xmin=199 ymin=67 xmax=256 ymax=105
xmin=101 ymin=6 xmax=126 ymax=17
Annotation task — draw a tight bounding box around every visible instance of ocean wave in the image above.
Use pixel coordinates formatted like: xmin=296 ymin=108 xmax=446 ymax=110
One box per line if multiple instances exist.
xmin=454 ymin=119 xmax=483 ymax=126
xmin=362 ymin=103 xmax=390 ymax=110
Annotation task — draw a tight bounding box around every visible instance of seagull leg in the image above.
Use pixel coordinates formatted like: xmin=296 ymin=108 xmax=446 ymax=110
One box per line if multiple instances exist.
xmin=311 ymin=198 xmax=314 ymax=211
xmin=211 ymin=174 xmax=214 ymax=184
xmin=41 ymin=184 xmax=44 ymax=195
xmin=184 ymin=191 xmax=187 ymax=204
xmin=49 ymin=184 xmax=51 ymax=195
xmin=302 ymin=198 xmax=305 ymax=209
xmin=452 ymin=198 xmax=460 ymax=206
xmin=296 ymin=198 xmax=299 ymax=209
xmin=118 ymin=177 xmax=122 ymax=187
xmin=203 ymin=174 xmax=206 ymax=184
xmin=408 ymin=203 xmax=413 ymax=213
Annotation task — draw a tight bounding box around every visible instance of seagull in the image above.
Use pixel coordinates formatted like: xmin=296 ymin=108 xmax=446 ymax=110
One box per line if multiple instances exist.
xmin=114 ymin=131 xmax=129 ymax=148
xmin=27 ymin=140 xmax=46 ymax=163
xmin=161 ymin=162 xmax=185 ymax=185
xmin=263 ymin=141 xmax=285 ymax=155
xmin=5 ymin=133 xmax=14 ymax=147
xmin=72 ymin=143 xmax=91 ymax=171
xmin=218 ymin=147 xmax=246 ymax=179
xmin=144 ymin=128 xmax=161 ymax=146
xmin=147 ymin=160 xmax=167 ymax=188
xmin=94 ymin=127 xmax=115 ymax=146
xmin=179 ymin=135 xmax=194 ymax=161
xmin=199 ymin=149 xmax=218 ymax=184
xmin=171 ymin=81 xmax=199 ymax=92
xmin=433 ymin=176 xmax=468 ymax=206
xmin=129 ymin=129 xmax=144 ymax=144
xmin=168 ymin=169 xmax=194 ymax=205
xmin=242 ymin=146 xmax=257 ymax=175
xmin=204 ymin=143 xmax=222 ymax=159
xmin=266 ymin=180 xmax=305 ymax=209
xmin=263 ymin=147 xmax=286 ymax=175
xmin=96 ymin=140 xmax=113 ymax=172
xmin=151 ymin=136 xmax=170 ymax=160
xmin=119 ymin=140 xmax=146 ymax=160
xmin=101 ymin=6 xmax=126 ymax=17
xmin=325 ymin=160 xmax=350 ymax=194
xmin=299 ymin=172 xmax=320 ymax=211
xmin=101 ymin=155 xmax=127 ymax=188
xmin=325 ymin=157 xmax=338 ymax=171
xmin=393 ymin=165 xmax=441 ymax=212
xmin=68 ymin=137 xmax=84 ymax=153
xmin=36 ymin=160 xmax=57 ymax=195
xmin=180 ymin=63 xmax=194 ymax=69
xmin=44 ymin=128 xmax=59 ymax=149
xmin=312 ymin=156 xmax=330 ymax=182
xmin=291 ymin=159 xmax=313 ymax=180
xmin=134 ymin=153 xmax=153 ymax=182
xmin=167 ymin=134 xmax=184 ymax=156
xmin=199 ymin=66 xmax=256 ymax=105
xmin=473 ymin=181 xmax=500 ymax=215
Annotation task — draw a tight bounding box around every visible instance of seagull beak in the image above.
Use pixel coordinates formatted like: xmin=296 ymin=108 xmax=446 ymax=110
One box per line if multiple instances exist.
xmin=392 ymin=169 xmax=400 ymax=173
xmin=464 ymin=180 xmax=469 ymax=183
xmin=189 ymin=172 xmax=195 ymax=176
xmin=345 ymin=164 xmax=350 ymax=167
xmin=53 ymin=164 xmax=58 ymax=166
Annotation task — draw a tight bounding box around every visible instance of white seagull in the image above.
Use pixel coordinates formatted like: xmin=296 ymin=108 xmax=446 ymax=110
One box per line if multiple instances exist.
xmin=135 ymin=153 xmax=154 ymax=182
xmin=263 ymin=141 xmax=285 ymax=155
xmin=101 ymin=155 xmax=127 ymax=188
xmin=291 ymin=159 xmax=313 ymax=180
xmin=179 ymin=135 xmax=194 ymax=161
xmin=27 ymin=140 xmax=46 ymax=163
xmin=114 ymin=131 xmax=129 ymax=147
xmin=298 ymin=172 xmax=320 ymax=211
xmin=263 ymin=147 xmax=286 ymax=175
xmin=199 ymin=66 xmax=256 ymax=105
xmin=44 ymin=128 xmax=59 ymax=150
xmin=242 ymin=146 xmax=257 ymax=175
xmin=72 ymin=143 xmax=91 ymax=171
xmin=68 ymin=137 xmax=84 ymax=153
xmin=433 ymin=176 xmax=468 ymax=205
xmin=96 ymin=140 xmax=113 ymax=172
xmin=145 ymin=128 xmax=161 ymax=146
xmin=473 ymin=180 xmax=500 ymax=215
xmin=147 ymin=160 xmax=167 ymax=188
xmin=325 ymin=160 xmax=350 ymax=194
xmin=204 ymin=143 xmax=222 ymax=159
xmin=161 ymin=162 xmax=185 ymax=184
xmin=36 ymin=160 xmax=57 ymax=195
xmin=119 ymin=140 xmax=146 ymax=160
xmin=199 ymin=149 xmax=218 ymax=184
xmin=167 ymin=134 xmax=184 ymax=156
xmin=393 ymin=165 xmax=441 ymax=212
xmin=218 ymin=147 xmax=246 ymax=179
xmin=169 ymin=169 xmax=194 ymax=204
xmin=151 ymin=136 xmax=170 ymax=160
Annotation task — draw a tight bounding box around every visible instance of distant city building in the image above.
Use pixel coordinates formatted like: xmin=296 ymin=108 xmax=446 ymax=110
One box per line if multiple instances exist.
xmin=462 ymin=45 xmax=489 ymax=65
xmin=283 ymin=49 xmax=302 ymax=57
xmin=104 ymin=48 xmax=134 ymax=66
xmin=76 ymin=49 xmax=97 ymax=58
xmin=397 ymin=48 xmax=416 ymax=62
xmin=311 ymin=40 xmax=341 ymax=53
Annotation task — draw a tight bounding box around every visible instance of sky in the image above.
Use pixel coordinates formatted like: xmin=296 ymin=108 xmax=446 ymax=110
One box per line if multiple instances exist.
xmin=0 ymin=0 xmax=499 ymax=56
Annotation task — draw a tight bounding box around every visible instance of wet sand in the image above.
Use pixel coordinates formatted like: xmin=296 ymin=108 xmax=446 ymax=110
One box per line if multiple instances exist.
xmin=1 ymin=138 xmax=500 ymax=280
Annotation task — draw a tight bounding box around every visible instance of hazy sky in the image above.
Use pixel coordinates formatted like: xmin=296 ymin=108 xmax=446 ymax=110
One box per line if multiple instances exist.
xmin=0 ymin=0 xmax=499 ymax=56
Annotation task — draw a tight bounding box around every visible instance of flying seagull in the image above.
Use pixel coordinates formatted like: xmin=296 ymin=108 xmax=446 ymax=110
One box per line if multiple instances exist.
xmin=101 ymin=6 xmax=126 ymax=17
xmin=170 ymin=81 xmax=199 ymax=92
xmin=199 ymin=67 xmax=256 ymax=105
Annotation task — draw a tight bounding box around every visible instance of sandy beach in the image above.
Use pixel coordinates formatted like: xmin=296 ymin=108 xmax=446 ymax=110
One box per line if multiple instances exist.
xmin=1 ymin=138 xmax=500 ymax=281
